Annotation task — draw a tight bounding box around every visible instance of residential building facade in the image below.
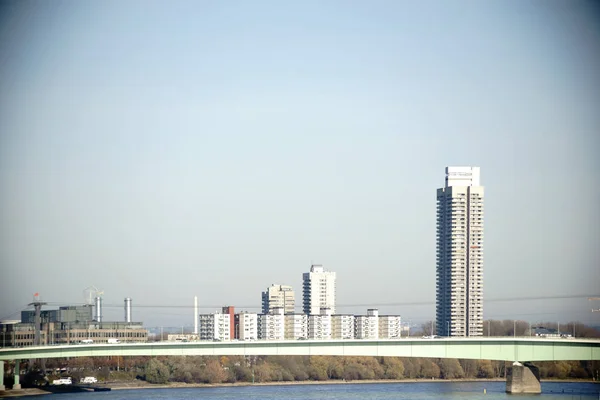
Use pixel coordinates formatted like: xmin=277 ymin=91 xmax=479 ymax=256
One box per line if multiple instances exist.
xmin=238 ymin=312 xmax=258 ymax=341
xmin=308 ymin=308 xmax=332 ymax=340
xmin=302 ymin=264 xmax=336 ymax=315
xmin=198 ymin=312 xmax=231 ymax=341
xmin=262 ymin=284 xmax=295 ymax=314
xmin=258 ymin=307 xmax=285 ymax=340
xmin=379 ymin=315 xmax=402 ymax=339
xmin=436 ymin=166 xmax=484 ymax=337
xmin=331 ymin=315 xmax=355 ymax=340
xmin=355 ymin=309 xmax=379 ymax=339
xmin=284 ymin=314 xmax=308 ymax=340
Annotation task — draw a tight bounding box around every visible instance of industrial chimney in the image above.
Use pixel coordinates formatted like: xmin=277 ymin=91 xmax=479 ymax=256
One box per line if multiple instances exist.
xmin=124 ymin=297 xmax=132 ymax=323
xmin=94 ymin=296 xmax=103 ymax=323
xmin=194 ymin=296 xmax=198 ymax=334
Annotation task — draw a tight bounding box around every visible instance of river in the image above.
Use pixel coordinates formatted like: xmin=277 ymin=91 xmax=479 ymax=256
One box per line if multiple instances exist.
xmin=14 ymin=381 xmax=600 ymax=399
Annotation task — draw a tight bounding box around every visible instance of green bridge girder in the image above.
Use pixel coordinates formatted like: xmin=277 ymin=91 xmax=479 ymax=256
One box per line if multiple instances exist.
xmin=1 ymin=338 xmax=599 ymax=363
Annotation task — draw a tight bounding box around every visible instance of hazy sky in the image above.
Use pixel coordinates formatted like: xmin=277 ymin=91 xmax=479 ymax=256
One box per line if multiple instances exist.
xmin=1 ymin=0 xmax=599 ymax=328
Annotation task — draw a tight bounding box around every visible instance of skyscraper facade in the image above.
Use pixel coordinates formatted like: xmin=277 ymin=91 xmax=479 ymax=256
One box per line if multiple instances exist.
xmin=436 ymin=166 xmax=484 ymax=337
xmin=302 ymin=264 xmax=336 ymax=315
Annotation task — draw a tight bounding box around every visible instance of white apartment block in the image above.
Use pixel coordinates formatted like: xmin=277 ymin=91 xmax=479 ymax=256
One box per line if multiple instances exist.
xmin=198 ymin=312 xmax=230 ymax=341
xmin=436 ymin=166 xmax=484 ymax=337
xmin=355 ymin=309 xmax=379 ymax=339
xmin=262 ymin=284 xmax=295 ymax=314
xmin=378 ymin=315 xmax=402 ymax=339
xmin=303 ymin=264 xmax=336 ymax=315
xmin=258 ymin=307 xmax=285 ymax=340
xmin=284 ymin=314 xmax=308 ymax=340
xmin=238 ymin=312 xmax=258 ymax=341
xmin=332 ymin=315 xmax=355 ymax=340
xmin=308 ymin=308 xmax=332 ymax=340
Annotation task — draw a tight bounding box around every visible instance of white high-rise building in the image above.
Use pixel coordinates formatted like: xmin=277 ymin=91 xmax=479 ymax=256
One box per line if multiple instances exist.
xmin=436 ymin=166 xmax=484 ymax=337
xmin=238 ymin=312 xmax=258 ymax=341
xmin=355 ymin=309 xmax=379 ymax=339
xmin=198 ymin=312 xmax=231 ymax=341
xmin=258 ymin=307 xmax=285 ymax=340
xmin=302 ymin=264 xmax=336 ymax=315
xmin=262 ymin=284 xmax=295 ymax=314
xmin=284 ymin=314 xmax=308 ymax=340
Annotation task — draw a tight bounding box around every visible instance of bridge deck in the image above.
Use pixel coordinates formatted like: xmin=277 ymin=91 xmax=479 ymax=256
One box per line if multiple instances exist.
xmin=1 ymin=338 xmax=599 ymax=362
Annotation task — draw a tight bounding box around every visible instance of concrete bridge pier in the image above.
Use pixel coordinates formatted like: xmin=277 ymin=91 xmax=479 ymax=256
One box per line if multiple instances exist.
xmin=506 ymin=361 xmax=541 ymax=394
xmin=0 ymin=361 xmax=4 ymax=391
xmin=13 ymin=360 xmax=21 ymax=390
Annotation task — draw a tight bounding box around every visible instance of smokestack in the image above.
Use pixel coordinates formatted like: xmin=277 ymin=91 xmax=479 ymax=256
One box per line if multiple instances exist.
xmin=124 ymin=297 xmax=132 ymax=323
xmin=94 ymin=296 xmax=103 ymax=323
xmin=194 ymin=296 xmax=198 ymax=334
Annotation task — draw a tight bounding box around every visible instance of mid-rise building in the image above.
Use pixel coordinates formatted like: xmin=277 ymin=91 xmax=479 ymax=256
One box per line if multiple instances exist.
xmin=436 ymin=166 xmax=484 ymax=337
xmin=284 ymin=314 xmax=308 ymax=340
xmin=331 ymin=315 xmax=355 ymax=340
xmin=222 ymin=306 xmax=236 ymax=339
xmin=379 ymin=315 xmax=402 ymax=339
xmin=198 ymin=312 xmax=230 ymax=341
xmin=355 ymin=309 xmax=379 ymax=339
xmin=258 ymin=307 xmax=285 ymax=340
xmin=308 ymin=308 xmax=332 ymax=340
xmin=302 ymin=264 xmax=336 ymax=315
xmin=262 ymin=284 xmax=295 ymax=314
xmin=238 ymin=312 xmax=258 ymax=341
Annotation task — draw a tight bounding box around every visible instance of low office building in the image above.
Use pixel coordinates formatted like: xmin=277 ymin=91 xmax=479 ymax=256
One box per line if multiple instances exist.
xmin=331 ymin=314 xmax=355 ymax=340
xmin=355 ymin=309 xmax=379 ymax=339
xmin=284 ymin=314 xmax=308 ymax=340
xmin=198 ymin=312 xmax=231 ymax=341
xmin=167 ymin=334 xmax=199 ymax=342
xmin=1 ymin=320 xmax=148 ymax=346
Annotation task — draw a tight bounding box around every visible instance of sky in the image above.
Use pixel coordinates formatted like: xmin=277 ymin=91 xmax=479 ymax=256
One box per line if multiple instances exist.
xmin=0 ymin=0 xmax=599 ymax=328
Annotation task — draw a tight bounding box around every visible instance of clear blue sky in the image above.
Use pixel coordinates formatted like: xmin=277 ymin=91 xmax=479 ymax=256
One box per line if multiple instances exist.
xmin=1 ymin=0 xmax=599 ymax=328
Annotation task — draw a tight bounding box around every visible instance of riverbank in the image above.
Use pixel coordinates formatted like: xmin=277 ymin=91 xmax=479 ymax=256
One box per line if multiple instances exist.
xmin=1 ymin=378 xmax=596 ymax=397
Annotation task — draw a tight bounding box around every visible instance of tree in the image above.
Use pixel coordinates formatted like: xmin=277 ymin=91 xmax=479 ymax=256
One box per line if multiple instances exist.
xmin=308 ymin=356 xmax=328 ymax=381
xmin=382 ymin=357 xmax=404 ymax=379
xmin=144 ymin=358 xmax=170 ymax=384
xmin=476 ymin=360 xmax=495 ymax=378
xmin=438 ymin=359 xmax=464 ymax=379
xmin=459 ymin=359 xmax=477 ymax=378
xmin=202 ymin=359 xmax=227 ymax=384
xmin=419 ymin=359 xmax=440 ymax=379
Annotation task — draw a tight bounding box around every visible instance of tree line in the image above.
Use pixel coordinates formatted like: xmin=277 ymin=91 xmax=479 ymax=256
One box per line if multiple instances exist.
xmin=34 ymin=355 xmax=600 ymax=386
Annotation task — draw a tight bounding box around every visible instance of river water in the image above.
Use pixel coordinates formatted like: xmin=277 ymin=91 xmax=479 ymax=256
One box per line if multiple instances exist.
xmin=16 ymin=381 xmax=600 ymax=399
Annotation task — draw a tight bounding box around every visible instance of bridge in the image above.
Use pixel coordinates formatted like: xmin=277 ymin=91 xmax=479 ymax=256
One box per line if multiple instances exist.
xmin=2 ymin=337 xmax=599 ymax=394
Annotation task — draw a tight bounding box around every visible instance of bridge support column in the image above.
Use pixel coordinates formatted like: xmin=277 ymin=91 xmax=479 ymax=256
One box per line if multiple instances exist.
xmin=506 ymin=362 xmax=540 ymax=394
xmin=0 ymin=361 xmax=5 ymax=391
xmin=12 ymin=360 xmax=21 ymax=390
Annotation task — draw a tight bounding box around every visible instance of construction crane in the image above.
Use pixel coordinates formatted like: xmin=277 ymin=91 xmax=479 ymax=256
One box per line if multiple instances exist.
xmin=589 ymin=297 xmax=600 ymax=312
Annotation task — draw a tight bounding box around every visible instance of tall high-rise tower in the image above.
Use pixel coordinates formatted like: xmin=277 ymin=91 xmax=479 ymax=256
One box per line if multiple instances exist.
xmin=436 ymin=166 xmax=484 ymax=337
xmin=303 ymin=264 xmax=336 ymax=315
